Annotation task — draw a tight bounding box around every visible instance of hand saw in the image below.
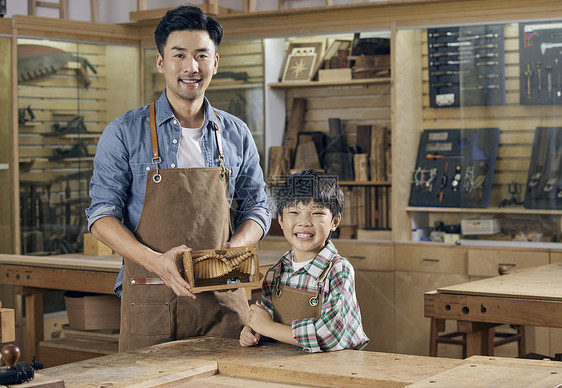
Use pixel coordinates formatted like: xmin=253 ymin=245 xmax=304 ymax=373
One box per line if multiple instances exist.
xmin=18 ymin=44 xmax=97 ymax=87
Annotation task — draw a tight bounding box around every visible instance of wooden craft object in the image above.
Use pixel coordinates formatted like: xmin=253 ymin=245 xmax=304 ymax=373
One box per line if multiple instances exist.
xmin=293 ymin=134 xmax=321 ymax=171
xmin=183 ymin=246 xmax=261 ymax=293
xmin=0 ymin=307 xmax=15 ymax=343
xmin=284 ymin=98 xmax=307 ymax=169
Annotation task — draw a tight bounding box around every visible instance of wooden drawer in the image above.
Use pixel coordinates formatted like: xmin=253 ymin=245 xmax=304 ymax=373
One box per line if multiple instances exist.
xmin=395 ymin=243 xmax=467 ymax=274
xmin=467 ymin=247 xmax=549 ymax=277
xmin=336 ymin=241 xmax=394 ymax=271
xmin=551 ymin=251 xmax=562 ymax=263
xmin=259 ymin=238 xmax=394 ymax=271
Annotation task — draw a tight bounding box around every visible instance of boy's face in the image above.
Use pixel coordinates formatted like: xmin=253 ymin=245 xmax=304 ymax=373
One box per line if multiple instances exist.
xmin=156 ymin=29 xmax=219 ymax=106
xmin=278 ymin=201 xmax=341 ymax=262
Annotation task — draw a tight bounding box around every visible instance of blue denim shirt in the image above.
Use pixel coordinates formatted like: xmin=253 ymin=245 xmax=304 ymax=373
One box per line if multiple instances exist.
xmin=86 ymin=91 xmax=271 ymax=296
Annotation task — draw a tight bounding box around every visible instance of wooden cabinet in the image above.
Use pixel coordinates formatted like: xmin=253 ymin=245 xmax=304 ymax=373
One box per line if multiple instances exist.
xmin=466 ymin=246 xmax=550 ymax=357
xmin=467 ymin=247 xmax=549 ymax=278
xmin=1 ymin=16 xmax=139 ymax=256
xmin=395 ymin=243 xmax=469 ymax=357
xmin=337 ymin=240 xmax=395 ymax=352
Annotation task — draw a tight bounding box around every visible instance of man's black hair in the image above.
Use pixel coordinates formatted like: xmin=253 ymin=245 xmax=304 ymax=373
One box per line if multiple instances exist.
xmin=154 ymin=5 xmax=223 ymax=56
xmin=275 ymin=169 xmax=344 ymax=220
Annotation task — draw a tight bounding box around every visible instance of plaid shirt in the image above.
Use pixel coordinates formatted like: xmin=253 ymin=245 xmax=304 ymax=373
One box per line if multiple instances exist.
xmin=261 ymin=240 xmax=369 ymax=353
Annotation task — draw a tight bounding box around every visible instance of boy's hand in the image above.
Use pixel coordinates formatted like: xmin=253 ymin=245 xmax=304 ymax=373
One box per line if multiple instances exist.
xmin=239 ymin=325 xmax=261 ymax=347
xmin=247 ymin=301 xmax=273 ymax=335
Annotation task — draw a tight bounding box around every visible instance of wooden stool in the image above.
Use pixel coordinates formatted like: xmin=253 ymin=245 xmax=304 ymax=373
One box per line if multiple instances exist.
xmin=430 ymin=318 xmax=526 ymax=358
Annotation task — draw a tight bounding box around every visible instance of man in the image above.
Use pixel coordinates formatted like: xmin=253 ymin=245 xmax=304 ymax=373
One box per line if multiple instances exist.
xmin=86 ymin=5 xmax=270 ymax=351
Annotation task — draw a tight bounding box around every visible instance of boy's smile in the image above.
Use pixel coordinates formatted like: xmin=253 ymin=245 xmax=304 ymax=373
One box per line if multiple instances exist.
xmin=278 ymin=201 xmax=341 ymax=263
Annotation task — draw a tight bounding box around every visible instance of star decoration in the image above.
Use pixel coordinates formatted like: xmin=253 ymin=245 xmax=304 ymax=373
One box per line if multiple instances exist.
xmin=290 ymin=59 xmax=308 ymax=78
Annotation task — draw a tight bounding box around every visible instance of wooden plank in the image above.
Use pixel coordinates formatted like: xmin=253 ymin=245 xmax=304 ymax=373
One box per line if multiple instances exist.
xmin=219 ymin=345 xmax=464 ymax=387
xmin=409 ymin=362 xmax=562 ymax=387
xmin=0 ymin=308 xmax=15 ymax=343
xmin=179 ymin=374 xmax=317 ymax=387
xmin=437 ymin=263 xmax=562 ymax=300
xmin=0 ymin=264 xmax=118 ymax=294
xmin=0 ymin=253 xmax=122 ymax=271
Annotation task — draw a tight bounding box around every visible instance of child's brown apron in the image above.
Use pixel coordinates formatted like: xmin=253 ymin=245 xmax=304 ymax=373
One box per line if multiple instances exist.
xmin=118 ymin=103 xmax=249 ymax=352
xmin=270 ymin=259 xmax=335 ymax=325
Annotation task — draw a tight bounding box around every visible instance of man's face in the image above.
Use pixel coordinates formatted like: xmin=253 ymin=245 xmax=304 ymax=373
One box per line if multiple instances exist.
xmin=156 ymin=29 xmax=219 ymax=104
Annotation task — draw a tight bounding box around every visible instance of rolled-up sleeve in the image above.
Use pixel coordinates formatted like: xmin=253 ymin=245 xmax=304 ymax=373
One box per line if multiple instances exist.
xmin=231 ymin=125 xmax=271 ymax=237
xmin=85 ymin=118 xmax=131 ymax=232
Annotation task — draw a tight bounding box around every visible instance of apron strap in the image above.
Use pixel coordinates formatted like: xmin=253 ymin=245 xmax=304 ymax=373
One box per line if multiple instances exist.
xmin=149 ymin=103 xmax=162 ymax=183
xmin=273 ymin=256 xmax=338 ymax=304
xmin=211 ymin=109 xmax=226 ymax=171
xmin=149 ymin=102 xmax=226 ymax=179
xmin=310 ymin=257 xmax=337 ymax=306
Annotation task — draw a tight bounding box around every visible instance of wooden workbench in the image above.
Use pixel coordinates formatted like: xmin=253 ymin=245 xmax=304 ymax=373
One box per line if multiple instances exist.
xmin=425 ymin=263 xmax=562 ymax=357
xmin=38 ymin=336 xmax=562 ymax=387
xmin=0 ymin=250 xmax=282 ymax=364
xmin=0 ymin=253 xmax=122 ymax=362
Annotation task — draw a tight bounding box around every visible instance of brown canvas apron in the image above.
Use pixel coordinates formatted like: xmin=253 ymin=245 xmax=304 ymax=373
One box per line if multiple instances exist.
xmin=271 ymin=259 xmax=335 ymax=325
xmin=118 ymin=103 xmax=249 ymax=352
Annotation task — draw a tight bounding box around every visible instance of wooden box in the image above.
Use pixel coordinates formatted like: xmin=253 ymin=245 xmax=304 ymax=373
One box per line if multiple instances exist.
xmin=64 ymin=292 xmax=121 ymax=330
xmin=183 ymin=246 xmax=262 ymax=293
xmin=318 ymin=68 xmax=352 ymax=82
xmin=83 ymin=233 xmax=113 ymax=256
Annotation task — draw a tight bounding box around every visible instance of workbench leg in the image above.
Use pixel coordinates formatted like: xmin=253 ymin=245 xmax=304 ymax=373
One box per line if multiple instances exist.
xmin=429 ymin=318 xmax=445 ymax=357
xmin=25 ymin=292 xmax=44 ymax=363
xmin=465 ymin=329 xmax=490 ymax=357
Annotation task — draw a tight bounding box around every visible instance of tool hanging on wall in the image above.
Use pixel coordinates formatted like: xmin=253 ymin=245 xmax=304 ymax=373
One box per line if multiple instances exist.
xmin=18 ymin=44 xmax=98 ymax=88
xmin=438 ymin=161 xmax=449 ymax=203
xmin=524 ymin=63 xmax=533 ymax=99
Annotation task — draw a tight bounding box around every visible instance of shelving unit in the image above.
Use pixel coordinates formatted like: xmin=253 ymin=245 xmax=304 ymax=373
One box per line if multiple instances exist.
xmin=0 ymin=15 xmax=140 ymax=257
xmin=269 ymin=77 xmax=391 ymax=89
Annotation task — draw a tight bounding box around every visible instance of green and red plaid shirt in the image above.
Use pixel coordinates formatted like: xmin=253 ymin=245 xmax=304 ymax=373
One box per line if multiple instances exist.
xmin=261 ymin=240 xmax=370 ymax=352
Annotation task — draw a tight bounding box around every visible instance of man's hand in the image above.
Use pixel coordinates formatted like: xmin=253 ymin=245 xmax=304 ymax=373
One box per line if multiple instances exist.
xmin=146 ymin=245 xmax=196 ymax=299
xmin=247 ymin=301 xmax=273 ymax=335
xmin=239 ymin=325 xmax=261 ymax=347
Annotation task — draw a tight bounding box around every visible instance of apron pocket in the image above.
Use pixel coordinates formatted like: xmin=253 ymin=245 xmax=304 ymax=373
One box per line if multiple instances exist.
xmin=130 ymin=302 xmax=172 ymax=335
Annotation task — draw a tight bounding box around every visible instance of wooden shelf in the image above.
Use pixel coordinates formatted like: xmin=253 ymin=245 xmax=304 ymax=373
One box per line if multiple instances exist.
xmin=267 ymin=180 xmax=390 ymax=186
xmin=268 ymin=77 xmax=391 ymax=89
xmin=339 ymin=180 xmax=391 ymax=186
xmin=406 ymin=206 xmax=562 ymax=216
xmin=208 ymin=83 xmax=262 ymax=91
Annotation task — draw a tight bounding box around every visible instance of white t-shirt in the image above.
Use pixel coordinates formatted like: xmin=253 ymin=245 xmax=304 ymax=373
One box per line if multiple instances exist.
xmin=292 ymin=257 xmax=312 ymax=272
xmin=177 ymin=125 xmax=205 ymax=168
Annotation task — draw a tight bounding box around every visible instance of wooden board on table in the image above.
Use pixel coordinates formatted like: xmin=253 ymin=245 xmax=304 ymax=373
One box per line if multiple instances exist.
xmin=219 ymin=348 xmax=465 ymax=387
xmin=0 ymin=253 xmax=122 ymax=271
xmin=408 ymin=358 xmax=562 ymax=387
xmin=178 ymin=374 xmax=317 ymax=387
xmin=7 ymin=373 xmax=65 ymax=388
xmin=437 ymin=263 xmax=562 ymax=300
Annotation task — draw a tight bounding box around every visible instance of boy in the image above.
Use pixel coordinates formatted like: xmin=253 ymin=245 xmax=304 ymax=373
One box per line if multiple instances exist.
xmin=240 ymin=169 xmax=369 ymax=352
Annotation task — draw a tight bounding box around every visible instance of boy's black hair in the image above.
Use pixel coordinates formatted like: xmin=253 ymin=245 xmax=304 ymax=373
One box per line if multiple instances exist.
xmin=275 ymin=169 xmax=344 ymax=220
xmin=154 ymin=5 xmax=223 ymax=56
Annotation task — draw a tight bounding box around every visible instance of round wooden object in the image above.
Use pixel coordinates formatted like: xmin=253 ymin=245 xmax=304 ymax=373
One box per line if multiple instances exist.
xmin=1 ymin=344 xmax=21 ymax=368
